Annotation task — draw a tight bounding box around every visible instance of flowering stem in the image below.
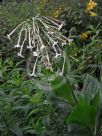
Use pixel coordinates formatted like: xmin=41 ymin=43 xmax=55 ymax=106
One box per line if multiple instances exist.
xmin=43 ymin=29 xmax=59 ymax=56
xmin=17 ymin=29 xmax=27 ymax=58
xmin=30 ymin=55 xmax=39 ymax=77
xmin=32 ymin=17 xmax=36 ymax=34
xmin=38 ymin=18 xmax=49 ymax=29
xmin=27 ymin=26 xmax=33 ymax=49
xmin=29 ymin=44 xmax=39 ymax=77
xmin=43 ymin=16 xmax=63 ymax=29
xmin=41 ymin=18 xmax=59 ymax=30
xmin=14 ymin=26 xmax=24 ymax=48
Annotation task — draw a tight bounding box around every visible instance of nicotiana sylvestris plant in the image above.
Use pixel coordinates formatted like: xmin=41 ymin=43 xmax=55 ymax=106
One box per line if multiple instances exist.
xmin=7 ymin=15 xmax=73 ymax=77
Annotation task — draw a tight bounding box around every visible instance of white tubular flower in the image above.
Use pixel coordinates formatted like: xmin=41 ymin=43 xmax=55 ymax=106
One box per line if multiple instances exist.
xmin=17 ymin=53 xmax=25 ymax=58
xmin=7 ymin=16 xmax=72 ymax=77
xmin=28 ymin=55 xmax=39 ymax=77
xmin=7 ymin=20 xmax=27 ymax=40
xmin=44 ymin=28 xmax=60 ymax=57
xmin=59 ymin=56 xmax=66 ymax=76
xmin=43 ymin=16 xmax=64 ymax=31
xmin=58 ymin=23 xmax=63 ymax=31
xmin=40 ymin=18 xmax=59 ymax=31
xmin=62 ymin=41 xmax=67 ymax=47
xmin=14 ymin=26 xmax=24 ymax=48
xmin=33 ymin=51 xmax=39 ymax=57
xmin=32 ymin=17 xmax=36 ymax=47
xmin=17 ymin=29 xmax=27 ymax=58
xmin=38 ymin=18 xmax=49 ymax=29
xmin=14 ymin=44 xmax=21 ymax=48
xmin=29 ymin=50 xmax=39 ymax=77
xmin=32 ymin=17 xmax=36 ymax=33
xmin=48 ymin=16 xmax=62 ymax=23
xmin=27 ymin=26 xmax=33 ymax=49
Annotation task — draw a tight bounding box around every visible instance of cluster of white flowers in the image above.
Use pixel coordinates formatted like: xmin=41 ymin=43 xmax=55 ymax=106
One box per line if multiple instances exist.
xmin=7 ymin=15 xmax=73 ymax=77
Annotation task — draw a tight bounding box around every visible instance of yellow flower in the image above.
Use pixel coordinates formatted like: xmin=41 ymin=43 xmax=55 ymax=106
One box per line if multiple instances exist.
xmin=86 ymin=0 xmax=97 ymax=12
xmin=80 ymin=32 xmax=88 ymax=41
xmin=89 ymin=11 xmax=97 ymax=16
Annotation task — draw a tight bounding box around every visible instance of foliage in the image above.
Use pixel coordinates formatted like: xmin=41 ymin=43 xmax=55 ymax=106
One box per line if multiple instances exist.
xmin=0 ymin=58 xmax=102 ymax=136
xmin=0 ymin=0 xmax=102 ymax=136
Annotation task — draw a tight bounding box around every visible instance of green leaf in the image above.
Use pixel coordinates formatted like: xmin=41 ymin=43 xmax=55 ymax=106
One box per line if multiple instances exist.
xmin=66 ymin=97 xmax=91 ymax=126
xmin=52 ymin=77 xmax=74 ymax=104
xmin=66 ymin=93 xmax=100 ymax=129
xmin=30 ymin=91 xmax=43 ymax=104
xmin=90 ymin=92 xmax=100 ymax=126
xmin=28 ymin=108 xmax=39 ymax=117
xmin=82 ymin=74 xmax=100 ymax=102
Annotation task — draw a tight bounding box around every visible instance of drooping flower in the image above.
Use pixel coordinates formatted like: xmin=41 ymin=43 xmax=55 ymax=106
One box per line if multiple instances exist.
xmin=7 ymin=15 xmax=73 ymax=77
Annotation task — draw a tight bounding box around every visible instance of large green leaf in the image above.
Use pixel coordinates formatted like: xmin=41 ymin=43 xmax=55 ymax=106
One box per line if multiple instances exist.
xmin=66 ymin=92 xmax=100 ymax=129
xmin=82 ymin=74 xmax=101 ymax=102
xmin=90 ymin=92 xmax=100 ymax=126
xmin=66 ymin=97 xmax=91 ymax=126
xmin=52 ymin=77 xmax=74 ymax=105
